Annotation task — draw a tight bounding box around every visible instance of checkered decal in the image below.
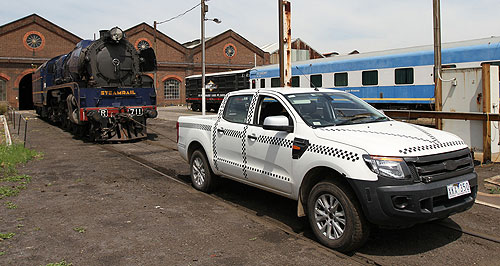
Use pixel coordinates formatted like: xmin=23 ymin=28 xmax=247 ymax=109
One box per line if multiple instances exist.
xmin=245 ymin=165 xmax=290 ymax=182
xmin=322 ymin=128 xmax=435 ymax=144
xmin=307 ymin=144 xmax=360 ymax=162
xmin=223 ymin=129 xmax=245 ymax=138
xmin=179 ymin=122 xmax=212 ymax=131
xmin=212 ymin=95 xmax=229 ymax=171
xmin=242 ymin=92 xmax=259 ymax=178
xmin=257 ymin=136 xmax=293 ymax=149
xmin=409 ymin=124 xmax=440 ymax=144
xmin=399 ymin=140 xmax=465 ymax=155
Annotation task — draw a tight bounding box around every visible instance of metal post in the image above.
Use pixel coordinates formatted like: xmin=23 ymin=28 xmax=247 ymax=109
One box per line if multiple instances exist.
xmin=153 ymin=21 xmax=158 ymax=94
xmin=201 ymin=0 xmax=206 ymax=115
xmin=23 ymin=119 xmax=27 ymax=148
xmin=433 ymin=0 xmax=443 ymax=129
xmin=18 ymin=115 xmax=21 ymax=134
xmin=278 ymin=0 xmax=285 ymax=87
xmin=12 ymin=109 xmax=15 ymax=129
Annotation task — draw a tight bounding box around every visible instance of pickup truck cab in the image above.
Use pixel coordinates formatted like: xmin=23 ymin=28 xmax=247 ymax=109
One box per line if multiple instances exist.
xmin=177 ymin=88 xmax=477 ymax=252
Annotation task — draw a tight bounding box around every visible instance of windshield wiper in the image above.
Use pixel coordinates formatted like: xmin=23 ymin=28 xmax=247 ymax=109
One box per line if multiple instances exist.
xmin=366 ymin=116 xmax=389 ymax=123
xmin=335 ymin=115 xmax=371 ymax=125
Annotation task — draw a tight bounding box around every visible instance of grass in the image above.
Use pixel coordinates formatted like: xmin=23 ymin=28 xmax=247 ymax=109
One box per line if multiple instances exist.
xmin=73 ymin=227 xmax=85 ymax=233
xmin=5 ymin=201 xmax=17 ymax=209
xmin=0 ymin=144 xmax=40 ymax=178
xmin=45 ymin=261 xmax=72 ymax=266
xmin=0 ymin=144 xmax=40 ymax=200
xmin=0 ymin=232 xmax=15 ymax=240
xmin=0 ymin=186 xmax=20 ymax=199
xmin=488 ymin=187 xmax=500 ymax=194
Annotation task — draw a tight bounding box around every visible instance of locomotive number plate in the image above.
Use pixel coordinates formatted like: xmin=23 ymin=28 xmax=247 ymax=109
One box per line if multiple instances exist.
xmin=129 ymin=108 xmax=143 ymax=116
xmin=99 ymin=109 xmax=109 ymax=117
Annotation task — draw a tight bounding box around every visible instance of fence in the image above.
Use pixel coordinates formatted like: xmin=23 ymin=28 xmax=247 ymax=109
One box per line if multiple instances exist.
xmin=6 ymin=106 xmax=30 ymax=148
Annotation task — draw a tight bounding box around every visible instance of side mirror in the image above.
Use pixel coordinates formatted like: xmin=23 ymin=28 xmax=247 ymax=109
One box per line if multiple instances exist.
xmin=263 ymin=115 xmax=293 ymax=132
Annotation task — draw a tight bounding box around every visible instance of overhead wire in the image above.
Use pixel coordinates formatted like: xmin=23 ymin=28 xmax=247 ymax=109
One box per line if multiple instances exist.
xmin=157 ymin=2 xmax=202 ymax=25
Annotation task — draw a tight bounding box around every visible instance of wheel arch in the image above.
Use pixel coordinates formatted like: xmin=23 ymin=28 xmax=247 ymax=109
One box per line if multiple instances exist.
xmin=187 ymin=140 xmax=207 ymax=163
xmin=298 ymin=166 xmax=361 ymax=216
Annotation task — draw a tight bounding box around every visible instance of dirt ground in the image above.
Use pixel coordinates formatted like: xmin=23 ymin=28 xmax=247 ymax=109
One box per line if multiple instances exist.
xmin=1 ymin=109 xmax=500 ymax=266
xmin=0 ymin=112 xmax=359 ymax=265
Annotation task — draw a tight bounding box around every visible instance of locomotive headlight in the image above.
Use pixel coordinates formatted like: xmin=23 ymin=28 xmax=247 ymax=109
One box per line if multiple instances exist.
xmin=109 ymin=27 xmax=124 ymax=42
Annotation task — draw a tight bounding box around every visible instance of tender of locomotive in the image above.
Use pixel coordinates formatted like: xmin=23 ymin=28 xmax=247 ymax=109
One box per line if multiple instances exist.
xmin=32 ymin=27 xmax=158 ymax=141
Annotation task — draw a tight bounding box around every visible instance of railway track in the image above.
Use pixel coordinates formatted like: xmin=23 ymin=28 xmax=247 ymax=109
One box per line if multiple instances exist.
xmin=100 ymin=144 xmax=383 ymax=265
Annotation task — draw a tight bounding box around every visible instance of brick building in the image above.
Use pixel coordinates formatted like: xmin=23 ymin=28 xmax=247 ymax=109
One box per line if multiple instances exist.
xmin=0 ymin=14 xmax=270 ymax=109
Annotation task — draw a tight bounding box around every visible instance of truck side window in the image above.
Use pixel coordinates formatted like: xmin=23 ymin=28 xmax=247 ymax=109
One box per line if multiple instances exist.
xmin=255 ymin=96 xmax=293 ymax=126
xmin=223 ymin=95 xmax=253 ymax=123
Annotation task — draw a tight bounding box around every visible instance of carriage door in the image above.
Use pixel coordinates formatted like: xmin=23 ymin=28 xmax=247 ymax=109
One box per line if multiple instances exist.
xmin=214 ymin=94 xmax=254 ymax=179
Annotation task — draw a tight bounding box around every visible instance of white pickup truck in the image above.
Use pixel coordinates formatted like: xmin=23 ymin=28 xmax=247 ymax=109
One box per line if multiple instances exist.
xmin=177 ymin=87 xmax=477 ymax=252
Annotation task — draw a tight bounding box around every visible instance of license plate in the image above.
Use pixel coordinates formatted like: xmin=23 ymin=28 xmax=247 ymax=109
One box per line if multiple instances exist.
xmin=128 ymin=108 xmax=143 ymax=116
xmin=447 ymin=180 xmax=471 ymax=199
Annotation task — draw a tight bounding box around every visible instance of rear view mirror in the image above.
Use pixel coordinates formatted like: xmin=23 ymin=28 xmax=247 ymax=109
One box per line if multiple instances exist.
xmin=139 ymin=48 xmax=157 ymax=72
xmin=263 ymin=115 xmax=293 ymax=132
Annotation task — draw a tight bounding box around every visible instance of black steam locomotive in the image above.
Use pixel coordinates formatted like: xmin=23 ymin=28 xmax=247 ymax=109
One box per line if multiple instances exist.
xmin=32 ymin=27 xmax=158 ymax=141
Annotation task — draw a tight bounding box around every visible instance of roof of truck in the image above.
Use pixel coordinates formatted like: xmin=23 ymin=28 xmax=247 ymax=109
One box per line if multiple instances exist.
xmin=233 ymin=87 xmax=345 ymax=95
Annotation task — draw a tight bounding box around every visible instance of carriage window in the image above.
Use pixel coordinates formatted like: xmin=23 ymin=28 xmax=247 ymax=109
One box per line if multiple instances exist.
xmin=0 ymin=79 xmax=6 ymax=101
xmin=310 ymin=74 xmax=322 ymax=87
xmin=260 ymin=79 xmax=265 ymax=88
xmin=223 ymin=95 xmax=253 ymax=123
xmin=291 ymin=76 xmax=300 ymax=87
xmin=362 ymin=70 xmax=378 ymax=86
xmin=395 ymin=68 xmax=414 ymax=85
xmin=271 ymin=78 xmax=280 ymax=88
xmin=334 ymin=72 xmax=348 ymax=87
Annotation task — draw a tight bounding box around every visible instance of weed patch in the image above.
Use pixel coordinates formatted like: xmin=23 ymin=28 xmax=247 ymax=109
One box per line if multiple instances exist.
xmin=0 ymin=144 xmax=40 ymax=178
xmin=0 ymin=232 xmax=15 ymax=240
xmin=44 ymin=261 xmax=72 ymax=266
xmin=0 ymin=186 xmax=20 ymax=199
xmin=73 ymin=227 xmax=86 ymax=233
xmin=5 ymin=201 xmax=17 ymax=209
xmin=488 ymin=187 xmax=500 ymax=194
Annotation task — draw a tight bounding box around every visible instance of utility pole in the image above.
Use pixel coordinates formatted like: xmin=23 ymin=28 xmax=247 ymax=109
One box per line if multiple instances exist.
xmin=201 ymin=0 xmax=207 ymax=115
xmin=433 ymin=0 xmax=443 ymax=129
xmin=278 ymin=0 xmax=292 ymax=87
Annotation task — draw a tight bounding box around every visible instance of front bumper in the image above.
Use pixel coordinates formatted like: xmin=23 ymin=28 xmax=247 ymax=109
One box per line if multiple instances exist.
xmin=348 ymin=172 xmax=477 ymax=226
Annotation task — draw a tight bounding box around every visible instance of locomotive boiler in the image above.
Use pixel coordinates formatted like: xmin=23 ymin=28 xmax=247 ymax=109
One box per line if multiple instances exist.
xmin=32 ymin=27 xmax=158 ymax=141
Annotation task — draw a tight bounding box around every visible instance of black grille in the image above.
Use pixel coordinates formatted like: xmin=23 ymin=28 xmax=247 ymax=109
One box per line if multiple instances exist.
xmin=405 ymin=148 xmax=474 ymax=183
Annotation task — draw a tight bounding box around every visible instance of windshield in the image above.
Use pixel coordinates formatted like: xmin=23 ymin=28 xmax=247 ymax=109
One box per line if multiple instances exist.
xmin=285 ymin=92 xmax=389 ymax=127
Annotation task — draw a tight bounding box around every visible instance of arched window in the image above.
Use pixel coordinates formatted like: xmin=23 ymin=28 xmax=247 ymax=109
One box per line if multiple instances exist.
xmin=164 ymin=79 xmax=180 ymax=100
xmin=0 ymin=79 xmax=6 ymax=101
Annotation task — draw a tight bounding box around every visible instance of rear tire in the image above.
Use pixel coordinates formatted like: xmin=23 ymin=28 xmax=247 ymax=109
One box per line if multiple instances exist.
xmin=190 ymin=150 xmax=217 ymax=193
xmin=307 ymin=180 xmax=370 ymax=252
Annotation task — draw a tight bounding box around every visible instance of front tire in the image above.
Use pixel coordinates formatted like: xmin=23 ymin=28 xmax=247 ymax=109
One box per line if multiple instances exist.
xmin=190 ymin=150 xmax=217 ymax=193
xmin=307 ymin=180 xmax=370 ymax=252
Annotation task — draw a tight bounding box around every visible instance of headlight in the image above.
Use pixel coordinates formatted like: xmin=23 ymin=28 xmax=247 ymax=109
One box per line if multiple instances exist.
xmin=109 ymin=27 xmax=124 ymax=42
xmin=363 ymin=155 xmax=410 ymax=180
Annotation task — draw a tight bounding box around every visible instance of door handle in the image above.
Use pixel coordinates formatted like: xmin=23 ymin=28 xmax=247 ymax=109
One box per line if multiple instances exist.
xmin=247 ymin=134 xmax=257 ymax=141
xmin=217 ymin=128 xmax=225 ymax=134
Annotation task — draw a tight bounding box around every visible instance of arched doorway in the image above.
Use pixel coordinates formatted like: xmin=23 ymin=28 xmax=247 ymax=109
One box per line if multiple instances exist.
xmin=19 ymin=74 xmax=33 ymax=110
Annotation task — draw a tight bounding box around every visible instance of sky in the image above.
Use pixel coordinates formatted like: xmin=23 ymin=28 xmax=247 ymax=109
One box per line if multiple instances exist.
xmin=1 ymin=0 xmax=499 ymax=55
